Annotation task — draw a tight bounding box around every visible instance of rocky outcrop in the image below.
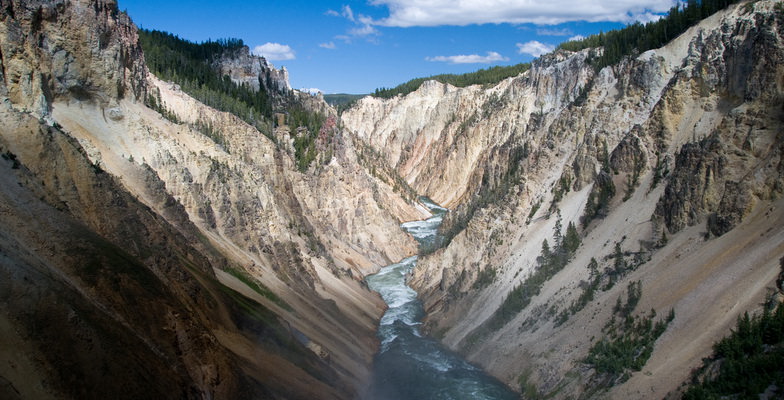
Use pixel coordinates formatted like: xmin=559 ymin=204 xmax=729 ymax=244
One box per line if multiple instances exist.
xmin=346 ymin=1 xmax=784 ymax=398
xmin=214 ymin=46 xmax=291 ymax=93
xmin=0 ymin=0 xmax=147 ymax=115
xmin=653 ymin=135 xmax=727 ymax=234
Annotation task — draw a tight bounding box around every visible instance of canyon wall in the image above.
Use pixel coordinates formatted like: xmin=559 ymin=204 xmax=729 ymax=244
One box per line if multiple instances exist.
xmin=0 ymin=0 xmax=423 ymax=398
xmin=344 ymin=1 xmax=784 ymax=397
xmin=2 ymin=0 xmax=782 ymax=398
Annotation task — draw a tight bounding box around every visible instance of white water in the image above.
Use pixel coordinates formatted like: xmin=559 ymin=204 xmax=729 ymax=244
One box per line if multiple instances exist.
xmin=365 ymin=199 xmax=517 ymax=400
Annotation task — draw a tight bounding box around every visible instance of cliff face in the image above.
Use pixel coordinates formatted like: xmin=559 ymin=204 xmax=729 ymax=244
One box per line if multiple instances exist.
xmin=214 ymin=46 xmax=291 ymax=93
xmin=345 ymin=1 xmax=784 ymax=398
xmin=0 ymin=0 xmax=147 ymax=115
xmin=0 ymin=0 xmax=422 ymax=399
xmin=4 ymin=0 xmax=783 ymax=398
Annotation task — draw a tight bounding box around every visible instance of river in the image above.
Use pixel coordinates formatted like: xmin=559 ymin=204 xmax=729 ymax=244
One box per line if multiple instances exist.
xmin=364 ymin=198 xmax=518 ymax=400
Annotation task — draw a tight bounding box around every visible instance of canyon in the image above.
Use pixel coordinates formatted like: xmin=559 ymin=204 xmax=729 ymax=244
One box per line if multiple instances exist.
xmin=0 ymin=0 xmax=782 ymax=399
xmin=344 ymin=1 xmax=784 ymax=397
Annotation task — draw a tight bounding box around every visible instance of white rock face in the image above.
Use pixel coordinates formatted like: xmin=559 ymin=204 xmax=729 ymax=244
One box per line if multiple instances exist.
xmin=214 ymin=46 xmax=291 ymax=93
xmin=344 ymin=2 xmax=784 ymax=398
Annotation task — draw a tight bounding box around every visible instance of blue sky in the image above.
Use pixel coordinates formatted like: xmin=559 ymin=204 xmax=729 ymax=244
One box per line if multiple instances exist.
xmin=119 ymin=0 xmax=676 ymax=94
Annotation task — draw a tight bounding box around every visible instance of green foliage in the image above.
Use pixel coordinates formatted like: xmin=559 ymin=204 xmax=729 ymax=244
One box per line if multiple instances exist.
xmin=585 ymin=282 xmax=675 ymax=386
xmin=138 ymin=29 xmax=274 ymax=138
xmin=580 ymin=140 xmax=617 ymax=227
xmin=373 ymin=63 xmax=531 ymax=99
xmin=1 ymin=150 xmax=21 ymax=169
xmin=473 ymin=266 xmax=497 ymax=290
xmin=518 ymin=370 xmax=540 ymax=399
xmin=585 ymin=307 xmax=674 ymax=384
xmin=526 ymin=199 xmax=542 ymax=224
xmin=683 ymin=303 xmax=784 ymax=399
xmin=323 ymin=93 xmax=365 ymax=113
xmin=455 ymin=112 xmax=479 ymax=139
xmin=145 ymin=88 xmax=180 ymax=124
xmin=557 ymin=240 xmax=646 ymax=326
xmin=573 ymin=77 xmax=595 ymax=106
xmin=563 ymin=222 xmax=580 ymax=255
xmin=613 ymin=281 xmax=642 ymax=319
xmin=322 ymin=93 xmax=365 ymax=106
xmin=192 ymin=118 xmax=228 ymax=150
xmin=581 ymin=171 xmax=616 ymax=228
xmin=288 ymin=105 xmax=327 ymax=171
xmin=480 ymin=212 xmax=581 ymax=333
xmin=550 ymin=172 xmax=573 ymax=209
xmin=622 ymin=155 xmax=645 ymax=201
xmin=435 ymin=141 xmax=529 ymax=253
xmin=225 ymin=267 xmax=291 ymax=311
xmin=558 ymin=0 xmax=741 ymax=71
xmin=556 ymin=257 xmax=602 ymax=326
xmin=649 ymin=153 xmax=669 ymax=192
xmin=778 ymin=257 xmax=784 ymax=293
xmin=603 ymin=242 xmax=640 ymax=290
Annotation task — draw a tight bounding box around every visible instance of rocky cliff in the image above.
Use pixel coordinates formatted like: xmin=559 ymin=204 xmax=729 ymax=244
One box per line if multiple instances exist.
xmin=214 ymin=45 xmax=291 ymax=94
xmin=343 ymin=1 xmax=784 ymax=397
xmin=0 ymin=0 xmax=423 ymax=399
xmin=3 ymin=0 xmax=783 ymax=398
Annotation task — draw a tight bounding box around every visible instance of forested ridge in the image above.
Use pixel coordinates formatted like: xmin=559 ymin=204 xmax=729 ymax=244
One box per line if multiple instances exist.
xmin=138 ymin=29 xmax=275 ymax=136
xmin=372 ymin=63 xmax=531 ymax=99
xmin=372 ymin=0 xmax=743 ymax=99
xmin=558 ymin=0 xmax=743 ymax=70
xmin=139 ymin=29 xmax=329 ymax=171
xmin=683 ymin=298 xmax=784 ymax=398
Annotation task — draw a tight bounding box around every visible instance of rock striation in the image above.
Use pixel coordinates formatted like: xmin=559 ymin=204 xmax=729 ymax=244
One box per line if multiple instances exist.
xmin=344 ymin=1 xmax=784 ymax=398
xmin=0 ymin=0 xmax=423 ymax=399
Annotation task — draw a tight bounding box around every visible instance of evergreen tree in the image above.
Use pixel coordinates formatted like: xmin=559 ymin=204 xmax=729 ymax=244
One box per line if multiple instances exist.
xmin=563 ymin=222 xmax=580 ymax=255
xmin=558 ymin=0 xmax=742 ymax=71
xmin=539 ymin=239 xmax=551 ymax=266
xmin=553 ymin=210 xmax=564 ymax=249
xmin=373 ymin=63 xmax=531 ymax=99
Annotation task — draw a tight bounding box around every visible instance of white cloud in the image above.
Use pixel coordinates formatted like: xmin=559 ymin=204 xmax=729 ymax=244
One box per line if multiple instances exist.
xmin=426 ymin=51 xmax=509 ymax=64
xmin=516 ymin=41 xmax=554 ymax=57
xmin=537 ymin=27 xmax=573 ymax=36
xmin=341 ymin=5 xmax=355 ymax=21
xmin=328 ymin=5 xmax=380 ymax=43
xmin=368 ymin=0 xmax=675 ymax=26
xmin=349 ymin=24 xmax=379 ymax=37
xmin=300 ymin=88 xmax=323 ymax=95
xmin=326 ymin=5 xmax=356 ymax=21
xmin=567 ymin=34 xmax=585 ymax=42
xmin=319 ymin=41 xmax=337 ymax=49
xmin=252 ymin=43 xmax=296 ymax=61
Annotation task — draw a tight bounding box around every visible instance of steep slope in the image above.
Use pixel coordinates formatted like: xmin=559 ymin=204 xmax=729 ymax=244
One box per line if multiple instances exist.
xmin=344 ymin=1 xmax=784 ymax=397
xmin=0 ymin=0 xmax=423 ymax=398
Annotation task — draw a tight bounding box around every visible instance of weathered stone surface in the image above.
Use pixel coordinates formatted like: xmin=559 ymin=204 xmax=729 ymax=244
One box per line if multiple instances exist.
xmin=0 ymin=1 xmax=423 ymax=399
xmin=345 ymin=2 xmax=784 ymax=399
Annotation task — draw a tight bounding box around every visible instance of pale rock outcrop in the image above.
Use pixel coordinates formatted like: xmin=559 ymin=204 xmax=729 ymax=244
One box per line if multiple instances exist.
xmin=345 ymin=1 xmax=784 ymax=398
xmin=214 ymin=45 xmax=291 ymax=93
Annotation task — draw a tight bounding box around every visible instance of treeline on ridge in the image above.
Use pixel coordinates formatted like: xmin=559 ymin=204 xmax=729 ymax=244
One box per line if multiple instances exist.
xmin=558 ymin=0 xmax=742 ymax=71
xmin=138 ymin=29 xmax=274 ymax=136
xmin=372 ymin=63 xmax=531 ymax=99
xmin=138 ymin=29 xmax=331 ymax=171
xmin=373 ymin=0 xmax=742 ymax=100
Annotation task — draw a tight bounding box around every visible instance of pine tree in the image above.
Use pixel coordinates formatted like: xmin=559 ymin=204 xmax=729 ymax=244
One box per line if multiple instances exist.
xmin=564 ymin=221 xmax=580 ymax=255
